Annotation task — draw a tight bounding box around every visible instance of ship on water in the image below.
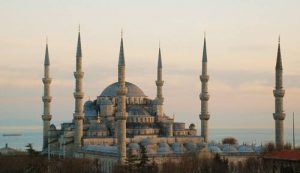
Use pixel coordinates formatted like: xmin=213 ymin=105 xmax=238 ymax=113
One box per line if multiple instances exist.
xmin=2 ymin=134 xmax=22 ymax=136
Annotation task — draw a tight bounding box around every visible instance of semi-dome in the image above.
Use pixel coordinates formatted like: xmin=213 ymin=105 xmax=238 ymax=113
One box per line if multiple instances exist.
xmin=100 ymin=82 xmax=146 ymax=97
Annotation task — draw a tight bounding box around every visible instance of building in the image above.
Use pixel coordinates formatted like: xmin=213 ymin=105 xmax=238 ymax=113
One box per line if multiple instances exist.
xmin=42 ymin=30 xmax=209 ymax=172
xmin=41 ymin=29 xmax=285 ymax=172
xmin=0 ymin=144 xmax=22 ymax=156
xmin=264 ymin=150 xmax=300 ymax=173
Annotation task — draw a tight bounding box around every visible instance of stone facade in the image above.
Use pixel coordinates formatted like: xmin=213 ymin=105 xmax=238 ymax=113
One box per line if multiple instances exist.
xmin=44 ymin=32 xmax=202 ymax=171
xmin=41 ymin=32 xmax=282 ymax=173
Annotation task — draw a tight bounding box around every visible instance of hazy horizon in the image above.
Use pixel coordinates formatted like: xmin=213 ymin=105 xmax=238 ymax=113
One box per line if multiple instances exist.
xmin=1 ymin=0 xmax=300 ymax=130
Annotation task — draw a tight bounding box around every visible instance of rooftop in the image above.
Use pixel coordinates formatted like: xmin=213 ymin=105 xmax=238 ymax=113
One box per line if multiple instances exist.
xmin=264 ymin=150 xmax=300 ymax=161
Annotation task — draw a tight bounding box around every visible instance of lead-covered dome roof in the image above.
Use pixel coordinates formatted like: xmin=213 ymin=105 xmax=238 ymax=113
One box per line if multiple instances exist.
xmin=100 ymin=81 xmax=146 ymax=97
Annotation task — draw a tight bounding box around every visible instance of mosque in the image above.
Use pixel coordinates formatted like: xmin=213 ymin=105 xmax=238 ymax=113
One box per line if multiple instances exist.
xmin=41 ymin=29 xmax=285 ymax=172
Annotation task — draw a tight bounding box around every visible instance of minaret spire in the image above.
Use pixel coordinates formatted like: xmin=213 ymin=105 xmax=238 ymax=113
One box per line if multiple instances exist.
xmin=73 ymin=29 xmax=84 ymax=149
xmin=199 ymin=34 xmax=210 ymax=142
xmin=154 ymin=42 xmax=165 ymax=122
xmin=42 ymin=40 xmax=52 ymax=151
xmin=273 ymin=36 xmax=285 ymax=149
xmin=276 ymin=36 xmax=282 ymax=70
xmin=119 ymin=30 xmax=125 ymax=66
xmin=202 ymin=35 xmax=207 ymax=63
xmin=156 ymin=43 xmax=164 ymax=102
xmin=116 ymin=32 xmax=128 ymax=164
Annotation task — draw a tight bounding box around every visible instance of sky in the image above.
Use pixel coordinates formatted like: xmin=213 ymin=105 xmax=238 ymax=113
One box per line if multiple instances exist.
xmin=0 ymin=0 xmax=300 ymax=129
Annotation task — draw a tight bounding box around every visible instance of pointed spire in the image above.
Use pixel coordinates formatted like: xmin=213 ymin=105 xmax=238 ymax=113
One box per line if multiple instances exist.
xmin=44 ymin=39 xmax=50 ymax=65
xmin=118 ymin=30 xmax=125 ymax=66
xmin=158 ymin=42 xmax=162 ymax=68
xmin=76 ymin=27 xmax=82 ymax=58
xmin=276 ymin=35 xmax=282 ymax=70
xmin=202 ymin=33 xmax=207 ymax=63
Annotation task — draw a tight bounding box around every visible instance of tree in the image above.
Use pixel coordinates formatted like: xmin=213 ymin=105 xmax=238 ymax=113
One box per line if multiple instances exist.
xmin=25 ymin=143 xmax=39 ymax=156
xmin=264 ymin=142 xmax=275 ymax=152
xmin=126 ymin=149 xmax=139 ymax=173
xmin=222 ymin=137 xmax=237 ymax=145
xmin=138 ymin=145 xmax=149 ymax=170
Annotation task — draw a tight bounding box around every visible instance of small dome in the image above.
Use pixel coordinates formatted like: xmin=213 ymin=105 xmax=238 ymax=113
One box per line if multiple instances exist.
xmin=222 ymin=144 xmax=238 ymax=153
xmin=157 ymin=142 xmax=171 ymax=154
xmin=50 ymin=124 xmax=56 ymax=130
xmin=128 ymin=143 xmax=140 ymax=149
xmin=253 ymin=145 xmax=263 ymax=153
xmin=208 ymin=146 xmax=222 ymax=153
xmin=84 ymin=100 xmax=93 ymax=106
xmin=185 ymin=142 xmax=197 ymax=151
xmin=171 ymin=142 xmax=186 ymax=153
xmin=100 ymin=82 xmax=146 ymax=97
xmin=238 ymin=145 xmax=254 ymax=153
xmin=84 ymin=100 xmax=97 ymax=117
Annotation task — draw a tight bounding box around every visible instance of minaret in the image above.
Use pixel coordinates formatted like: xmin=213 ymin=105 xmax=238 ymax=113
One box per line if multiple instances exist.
xmin=155 ymin=44 xmax=164 ymax=118
xmin=156 ymin=44 xmax=164 ymax=104
xmin=42 ymin=40 xmax=52 ymax=151
xmin=273 ymin=36 xmax=285 ymax=149
xmin=73 ymin=28 xmax=84 ymax=149
xmin=116 ymin=32 xmax=128 ymax=164
xmin=199 ymin=35 xmax=210 ymax=143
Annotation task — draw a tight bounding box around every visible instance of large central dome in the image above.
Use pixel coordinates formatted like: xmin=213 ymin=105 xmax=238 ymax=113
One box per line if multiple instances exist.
xmin=100 ymin=82 xmax=146 ymax=97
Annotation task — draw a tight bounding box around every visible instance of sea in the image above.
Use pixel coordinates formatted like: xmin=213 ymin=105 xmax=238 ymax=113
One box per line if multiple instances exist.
xmin=0 ymin=127 xmax=299 ymax=151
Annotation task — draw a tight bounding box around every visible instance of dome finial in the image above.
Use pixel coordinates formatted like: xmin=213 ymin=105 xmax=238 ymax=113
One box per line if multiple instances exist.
xmin=121 ymin=28 xmax=123 ymax=38
xmin=44 ymin=37 xmax=50 ymax=65
xmin=202 ymin=33 xmax=207 ymax=62
xmin=79 ymin=24 xmax=80 ymax=32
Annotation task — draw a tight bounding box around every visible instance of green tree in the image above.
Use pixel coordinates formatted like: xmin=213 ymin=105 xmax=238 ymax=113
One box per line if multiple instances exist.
xmin=138 ymin=145 xmax=149 ymax=170
xmin=126 ymin=150 xmax=139 ymax=173
xmin=25 ymin=143 xmax=39 ymax=156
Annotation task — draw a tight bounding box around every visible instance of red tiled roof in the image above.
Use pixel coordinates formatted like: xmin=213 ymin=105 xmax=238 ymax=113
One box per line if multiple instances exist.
xmin=264 ymin=150 xmax=300 ymax=161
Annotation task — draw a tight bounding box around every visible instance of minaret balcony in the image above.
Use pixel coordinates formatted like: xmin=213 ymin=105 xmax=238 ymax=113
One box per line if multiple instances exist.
xmin=200 ymin=75 xmax=209 ymax=82
xmin=200 ymin=93 xmax=210 ymax=101
xmin=117 ymin=87 xmax=128 ymax=96
xmin=73 ymin=92 xmax=84 ymax=99
xmin=74 ymin=71 xmax=84 ymax=78
xmin=116 ymin=112 xmax=128 ymax=120
xmin=273 ymin=89 xmax=285 ymax=97
xmin=42 ymin=96 xmax=52 ymax=102
xmin=42 ymin=78 xmax=52 ymax=84
xmin=199 ymin=113 xmax=210 ymax=120
xmin=273 ymin=112 xmax=286 ymax=120
xmin=158 ymin=97 xmax=164 ymax=104
xmin=73 ymin=113 xmax=84 ymax=120
xmin=42 ymin=114 xmax=52 ymax=121
xmin=156 ymin=80 xmax=164 ymax=86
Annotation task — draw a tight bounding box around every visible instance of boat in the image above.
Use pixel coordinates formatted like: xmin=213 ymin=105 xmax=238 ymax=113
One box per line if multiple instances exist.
xmin=2 ymin=133 xmax=22 ymax=136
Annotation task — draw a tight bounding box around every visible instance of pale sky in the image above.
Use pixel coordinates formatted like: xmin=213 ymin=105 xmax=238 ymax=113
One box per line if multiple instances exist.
xmin=0 ymin=0 xmax=300 ymax=129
